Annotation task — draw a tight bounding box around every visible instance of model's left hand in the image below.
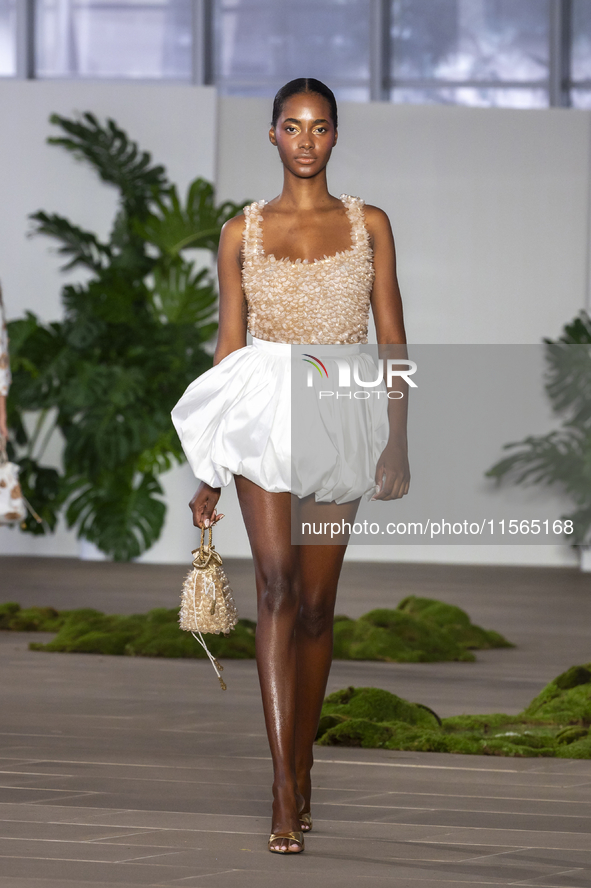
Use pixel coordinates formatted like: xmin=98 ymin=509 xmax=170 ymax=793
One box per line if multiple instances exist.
xmin=371 ymin=439 xmax=410 ymax=501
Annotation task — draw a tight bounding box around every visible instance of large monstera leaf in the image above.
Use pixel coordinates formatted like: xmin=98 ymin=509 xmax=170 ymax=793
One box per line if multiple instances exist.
xmin=148 ymin=261 xmax=218 ymax=330
xmin=66 ymin=471 xmax=166 ymax=562
xmin=136 ymin=179 xmax=246 ymax=257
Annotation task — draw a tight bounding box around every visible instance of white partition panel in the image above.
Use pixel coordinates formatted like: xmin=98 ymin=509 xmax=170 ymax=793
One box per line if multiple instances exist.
xmin=0 ymin=81 xmax=240 ymax=563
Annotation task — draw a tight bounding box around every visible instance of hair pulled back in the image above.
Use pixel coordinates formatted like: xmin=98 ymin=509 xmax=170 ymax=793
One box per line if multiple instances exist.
xmin=271 ymin=78 xmax=338 ymax=129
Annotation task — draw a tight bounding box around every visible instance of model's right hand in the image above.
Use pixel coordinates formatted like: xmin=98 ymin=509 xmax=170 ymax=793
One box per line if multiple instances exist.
xmin=189 ymin=481 xmax=224 ymax=529
xmin=0 ymin=395 xmax=8 ymax=440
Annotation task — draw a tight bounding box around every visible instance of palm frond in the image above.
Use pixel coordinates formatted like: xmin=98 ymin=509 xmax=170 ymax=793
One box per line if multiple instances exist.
xmin=544 ymin=342 xmax=591 ymax=427
xmin=487 ymin=431 xmax=591 ymax=499
xmin=29 ymin=211 xmax=112 ymax=272
xmin=48 ymin=112 xmax=169 ymax=216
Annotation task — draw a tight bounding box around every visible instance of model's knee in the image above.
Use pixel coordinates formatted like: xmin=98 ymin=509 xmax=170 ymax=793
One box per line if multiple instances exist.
xmin=259 ymin=575 xmax=297 ymax=617
xmin=298 ymin=600 xmax=334 ymax=639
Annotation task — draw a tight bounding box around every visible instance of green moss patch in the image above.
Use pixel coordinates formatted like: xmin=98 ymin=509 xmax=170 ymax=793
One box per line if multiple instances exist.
xmin=317 ymin=663 xmax=591 ymax=758
xmin=0 ymin=602 xmax=65 ymax=632
xmin=332 ymin=596 xmax=512 ymax=662
xmin=0 ymin=602 xmax=257 ymax=659
xmin=0 ymin=597 xmax=512 ymax=662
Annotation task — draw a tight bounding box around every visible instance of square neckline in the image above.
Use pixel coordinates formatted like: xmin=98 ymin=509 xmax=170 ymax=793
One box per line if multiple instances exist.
xmin=257 ymin=194 xmax=358 ymax=266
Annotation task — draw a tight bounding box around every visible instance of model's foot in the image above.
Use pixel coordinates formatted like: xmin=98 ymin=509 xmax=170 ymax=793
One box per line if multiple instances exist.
xmin=270 ymin=783 xmax=303 ymax=853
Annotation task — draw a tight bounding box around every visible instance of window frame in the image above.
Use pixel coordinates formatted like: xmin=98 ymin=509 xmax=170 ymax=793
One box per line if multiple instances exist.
xmin=2 ymin=0 xmax=585 ymax=108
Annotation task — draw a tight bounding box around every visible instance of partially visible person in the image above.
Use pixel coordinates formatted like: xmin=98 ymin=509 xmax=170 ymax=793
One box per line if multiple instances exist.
xmin=0 ymin=284 xmax=10 ymax=439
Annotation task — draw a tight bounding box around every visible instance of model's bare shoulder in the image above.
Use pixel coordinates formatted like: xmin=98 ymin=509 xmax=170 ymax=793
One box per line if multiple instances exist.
xmin=363 ymin=204 xmax=392 ymax=232
xmin=219 ymin=211 xmax=247 ymax=263
xmin=362 ymin=204 xmax=395 ymax=251
xmin=220 ymin=211 xmax=246 ymax=242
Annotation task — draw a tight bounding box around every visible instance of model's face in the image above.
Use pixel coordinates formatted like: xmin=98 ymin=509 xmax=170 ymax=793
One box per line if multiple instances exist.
xmin=269 ymin=92 xmax=337 ymax=178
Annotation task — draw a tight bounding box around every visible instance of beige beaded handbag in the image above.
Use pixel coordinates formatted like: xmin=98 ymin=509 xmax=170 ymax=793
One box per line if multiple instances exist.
xmin=179 ymin=524 xmax=239 ymax=689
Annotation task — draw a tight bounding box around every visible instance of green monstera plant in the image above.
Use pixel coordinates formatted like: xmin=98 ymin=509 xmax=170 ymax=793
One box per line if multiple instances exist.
xmin=487 ymin=312 xmax=591 ymax=545
xmin=6 ymin=112 xmax=246 ymax=561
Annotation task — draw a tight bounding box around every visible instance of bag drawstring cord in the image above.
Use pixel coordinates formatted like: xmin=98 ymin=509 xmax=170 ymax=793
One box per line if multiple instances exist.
xmin=189 ymin=570 xmax=226 ymax=690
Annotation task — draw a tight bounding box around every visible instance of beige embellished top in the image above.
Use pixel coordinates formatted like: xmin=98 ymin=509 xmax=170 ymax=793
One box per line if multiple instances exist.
xmin=241 ymin=194 xmax=374 ymax=344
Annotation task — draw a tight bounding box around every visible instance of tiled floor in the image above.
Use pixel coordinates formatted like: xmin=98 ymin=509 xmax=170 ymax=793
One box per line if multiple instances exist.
xmin=0 ymin=557 xmax=590 ymax=887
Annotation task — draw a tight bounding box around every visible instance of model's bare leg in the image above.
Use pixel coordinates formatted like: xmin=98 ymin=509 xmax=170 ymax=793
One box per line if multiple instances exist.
xmin=235 ymin=477 xmax=360 ymax=849
xmin=292 ymin=495 xmax=361 ymax=820
xmin=234 ymin=475 xmax=302 ymax=852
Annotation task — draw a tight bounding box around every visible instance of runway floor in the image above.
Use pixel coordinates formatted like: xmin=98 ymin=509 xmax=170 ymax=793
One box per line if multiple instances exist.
xmin=0 ymin=556 xmax=590 ymax=887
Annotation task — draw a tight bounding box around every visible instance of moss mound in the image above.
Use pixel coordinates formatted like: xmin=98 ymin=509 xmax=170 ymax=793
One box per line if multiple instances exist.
xmin=0 ymin=602 xmax=64 ymax=632
xmin=397 ymin=596 xmax=513 ymax=650
xmin=316 ymin=663 xmax=591 ymax=758
xmin=332 ymin=596 xmax=512 ymax=662
xmin=19 ymin=605 xmax=257 ymax=659
xmin=1 ymin=597 xmax=511 ymax=663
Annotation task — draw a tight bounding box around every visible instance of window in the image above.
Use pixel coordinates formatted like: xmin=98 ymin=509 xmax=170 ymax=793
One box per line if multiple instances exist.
xmin=215 ymin=0 xmax=372 ymax=101
xmin=390 ymin=0 xmax=550 ymax=108
xmin=0 ymin=0 xmax=16 ymax=75
xmin=36 ymin=0 xmax=192 ymax=78
xmin=2 ymin=0 xmax=588 ymax=110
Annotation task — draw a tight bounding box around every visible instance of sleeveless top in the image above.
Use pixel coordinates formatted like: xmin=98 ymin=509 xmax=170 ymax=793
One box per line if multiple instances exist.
xmin=241 ymin=194 xmax=374 ymax=345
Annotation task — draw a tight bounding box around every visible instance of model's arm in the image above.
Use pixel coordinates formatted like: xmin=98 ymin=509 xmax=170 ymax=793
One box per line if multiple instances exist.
xmin=0 ymin=286 xmax=10 ymax=440
xmin=189 ymin=214 xmax=247 ymax=527
xmin=366 ymin=205 xmax=406 ymax=346
xmin=213 ymin=214 xmax=248 ymax=365
xmin=365 ymin=206 xmax=410 ymax=501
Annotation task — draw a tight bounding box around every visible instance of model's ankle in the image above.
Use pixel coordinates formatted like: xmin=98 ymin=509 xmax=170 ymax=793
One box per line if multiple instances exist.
xmin=272 ymin=775 xmax=298 ymax=794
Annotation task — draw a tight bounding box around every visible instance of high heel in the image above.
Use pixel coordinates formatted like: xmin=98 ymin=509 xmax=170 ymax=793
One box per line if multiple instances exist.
xmin=299 ymin=812 xmax=313 ymax=832
xmin=268 ymin=830 xmax=304 ymax=854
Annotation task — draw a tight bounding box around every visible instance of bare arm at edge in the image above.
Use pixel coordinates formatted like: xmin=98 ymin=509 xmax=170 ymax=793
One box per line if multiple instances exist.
xmin=364 ymin=204 xmax=407 ymax=346
xmin=189 ymin=213 xmax=247 ymax=527
xmin=364 ymin=205 xmax=410 ymax=501
xmin=213 ymin=214 xmax=248 ymax=366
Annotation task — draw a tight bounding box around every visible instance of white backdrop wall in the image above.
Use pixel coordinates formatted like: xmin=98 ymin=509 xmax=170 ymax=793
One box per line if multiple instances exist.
xmin=217 ymin=98 xmax=591 ymax=345
xmin=0 ymin=84 xmax=588 ymax=566
xmin=216 ymin=97 xmax=591 ymax=568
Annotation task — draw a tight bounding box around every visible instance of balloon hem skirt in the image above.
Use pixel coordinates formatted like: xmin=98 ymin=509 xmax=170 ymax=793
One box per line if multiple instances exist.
xmin=171 ymin=336 xmax=390 ymax=504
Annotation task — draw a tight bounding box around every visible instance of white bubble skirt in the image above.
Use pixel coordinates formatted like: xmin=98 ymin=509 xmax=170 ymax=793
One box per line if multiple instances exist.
xmin=171 ymin=336 xmax=389 ymax=504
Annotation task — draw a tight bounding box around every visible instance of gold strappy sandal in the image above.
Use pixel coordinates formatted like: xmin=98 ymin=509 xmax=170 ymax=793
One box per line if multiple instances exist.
xmin=268 ymin=830 xmax=304 ymax=854
xmin=300 ymin=812 xmax=313 ymax=832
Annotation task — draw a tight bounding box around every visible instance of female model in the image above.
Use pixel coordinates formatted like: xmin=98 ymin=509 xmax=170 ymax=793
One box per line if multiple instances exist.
xmin=172 ymin=78 xmax=409 ymax=854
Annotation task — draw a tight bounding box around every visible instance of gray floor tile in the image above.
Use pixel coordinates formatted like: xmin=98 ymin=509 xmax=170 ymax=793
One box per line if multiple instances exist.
xmin=0 ymin=821 xmax=156 ymax=842
xmin=0 ymin=804 xmax=129 ymax=824
xmin=2 ymin=557 xmax=591 ymax=887
xmin=0 ymin=837 xmax=175 ymax=863
xmin=0 ymin=856 xmax=203 ymax=883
